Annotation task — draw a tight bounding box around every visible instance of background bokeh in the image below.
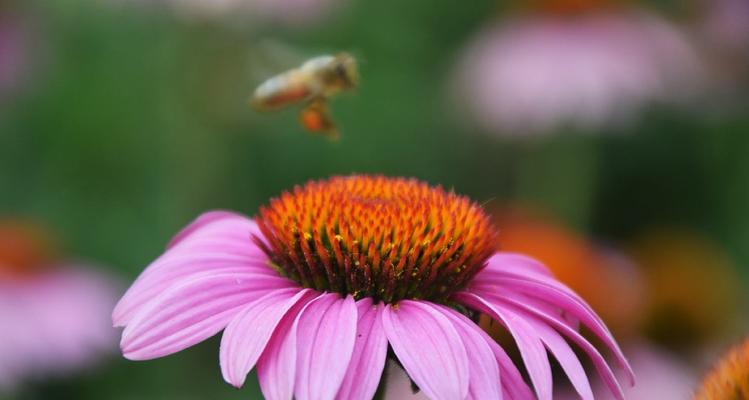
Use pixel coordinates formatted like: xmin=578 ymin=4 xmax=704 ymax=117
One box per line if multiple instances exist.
xmin=1 ymin=0 xmax=747 ymax=398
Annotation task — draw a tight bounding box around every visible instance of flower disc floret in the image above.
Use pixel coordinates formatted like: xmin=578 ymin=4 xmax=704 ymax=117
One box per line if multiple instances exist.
xmin=255 ymin=175 xmax=498 ymax=303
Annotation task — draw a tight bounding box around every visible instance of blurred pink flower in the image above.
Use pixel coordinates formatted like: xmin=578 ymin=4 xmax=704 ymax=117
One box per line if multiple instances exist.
xmin=0 ymin=13 xmax=32 ymax=100
xmin=121 ymin=0 xmax=343 ymax=26
xmin=560 ymin=343 xmax=697 ymax=400
xmin=114 ymin=175 xmax=632 ymax=400
xmin=698 ymin=0 xmax=749 ymax=94
xmin=454 ymin=9 xmax=704 ymax=135
xmin=0 ymin=223 xmax=119 ymax=391
xmin=701 ymin=0 xmax=749 ymax=54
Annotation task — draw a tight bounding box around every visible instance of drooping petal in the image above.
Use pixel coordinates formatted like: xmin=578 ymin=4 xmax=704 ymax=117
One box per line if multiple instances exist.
xmin=256 ymin=292 xmax=319 ymax=400
xmin=513 ymin=291 xmax=581 ymax=329
xmin=113 ymin=212 xmax=273 ymax=327
xmin=454 ymin=292 xmax=553 ymax=400
xmin=220 ymin=288 xmax=315 ymax=388
xmin=472 ymin=274 xmax=633 ymax=385
xmin=470 ymin=253 xmax=633 ymax=385
xmin=432 ymin=299 xmax=533 ymax=399
xmin=120 ymin=272 xmax=293 ymax=360
xmin=488 ymin=336 xmax=535 ymax=400
xmin=434 ymin=305 xmax=502 ymax=400
xmin=336 ymin=298 xmax=388 ymax=400
xmin=528 ymin=318 xmax=593 ymax=400
xmin=437 ymin=300 xmax=532 ymax=399
xmin=294 ymin=294 xmax=357 ymax=400
xmin=488 ymin=292 xmax=626 ymax=400
xmin=381 ymin=300 xmax=469 ymax=400
xmin=473 ymin=254 xmax=581 ymax=328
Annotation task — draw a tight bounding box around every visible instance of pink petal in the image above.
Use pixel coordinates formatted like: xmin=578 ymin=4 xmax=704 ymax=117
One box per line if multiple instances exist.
xmin=474 ymin=255 xmax=582 ymax=327
xmin=454 ymin=292 xmax=553 ymax=400
xmin=481 ymin=253 xmax=554 ymax=277
xmin=114 ymin=261 xmax=278 ymax=328
xmin=381 ymin=300 xmax=469 ymax=400
xmin=120 ymin=272 xmax=293 ymax=360
xmin=471 ymin=253 xmax=632 ymax=384
xmin=488 ymin=292 xmax=626 ymax=400
xmin=166 ymin=210 xmax=245 ymax=249
xmin=438 ymin=302 xmax=532 ymax=399
xmin=510 ymin=291 xmax=581 ymax=330
xmin=294 ymin=294 xmax=357 ymax=400
xmin=220 ymin=288 xmax=315 ymax=388
xmin=475 ymin=255 xmax=608 ymax=332
xmin=256 ymin=292 xmax=319 ymax=400
xmin=336 ymin=298 xmax=388 ymax=400
xmin=527 ymin=317 xmax=593 ymax=400
xmin=434 ymin=305 xmax=502 ymax=400
xmin=472 ymin=274 xmax=633 ymax=385
xmin=113 ymin=212 xmax=273 ymax=327
xmin=488 ymin=338 xmax=535 ymax=400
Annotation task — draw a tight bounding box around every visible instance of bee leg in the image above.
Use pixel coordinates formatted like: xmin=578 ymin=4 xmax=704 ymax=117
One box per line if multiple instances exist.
xmin=299 ymin=98 xmax=340 ymax=140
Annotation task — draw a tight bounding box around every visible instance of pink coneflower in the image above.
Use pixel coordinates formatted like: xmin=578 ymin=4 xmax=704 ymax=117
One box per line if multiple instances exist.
xmin=694 ymin=337 xmax=749 ymax=400
xmin=114 ymin=175 xmax=633 ymax=399
xmin=453 ymin=5 xmax=703 ymax=135
xmin=0 ymin=222 xmax=118 ymax=391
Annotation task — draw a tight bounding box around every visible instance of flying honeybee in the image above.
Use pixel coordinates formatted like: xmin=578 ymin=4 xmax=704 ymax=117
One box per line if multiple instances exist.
xmin=250 ymin=53 xmax=359 ymax=139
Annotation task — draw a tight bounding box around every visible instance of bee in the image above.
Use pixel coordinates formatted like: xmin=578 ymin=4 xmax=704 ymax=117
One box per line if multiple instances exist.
xmin=250 ymin=53 xmax=358 ymax=139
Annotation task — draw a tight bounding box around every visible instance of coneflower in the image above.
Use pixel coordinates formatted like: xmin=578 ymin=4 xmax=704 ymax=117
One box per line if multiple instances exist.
xmin=114 ymin=175 xmax=633 ymax=400
xmin=453 ymin=1 xmax=703 ymax=134
xmin=694 ymin=337 xmax=749 ymax=400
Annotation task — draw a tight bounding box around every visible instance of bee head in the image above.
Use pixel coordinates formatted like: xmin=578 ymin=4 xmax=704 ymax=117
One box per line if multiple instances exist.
xmin=333 ymin=53 xmax=359 ymax=89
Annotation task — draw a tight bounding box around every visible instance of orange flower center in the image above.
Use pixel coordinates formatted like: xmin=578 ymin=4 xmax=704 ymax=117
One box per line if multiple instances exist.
xmin=695 ymin=338 xmax=749 ymax=400
xmin=255 ymin=176 xmax=497 ymax=303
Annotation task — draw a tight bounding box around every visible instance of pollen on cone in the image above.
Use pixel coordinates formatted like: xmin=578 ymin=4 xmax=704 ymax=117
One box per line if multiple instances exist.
xmin=255 ymin=175 xmax=498 ymax=303
xmin=694 ymin=338 xmax=749 ymax=400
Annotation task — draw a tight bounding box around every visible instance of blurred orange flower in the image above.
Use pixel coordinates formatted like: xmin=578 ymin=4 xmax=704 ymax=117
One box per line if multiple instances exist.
xmin=629 ymin=229 xmax=743 ymax=350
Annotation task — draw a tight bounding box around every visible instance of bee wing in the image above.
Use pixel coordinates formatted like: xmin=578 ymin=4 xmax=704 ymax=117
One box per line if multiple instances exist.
xmin=247 ymin=40 xmax=310 ymax=87
xmin=298 ymin=98 xmax=339 ymax=140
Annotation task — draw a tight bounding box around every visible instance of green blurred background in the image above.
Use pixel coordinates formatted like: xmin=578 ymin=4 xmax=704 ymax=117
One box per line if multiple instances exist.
xmin=1 ymin=0 xmax=747 ymax=398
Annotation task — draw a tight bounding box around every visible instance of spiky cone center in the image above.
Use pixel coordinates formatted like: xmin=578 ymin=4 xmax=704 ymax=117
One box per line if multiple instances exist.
xmin=694 ymin=338 xmax=749 ymax=400
xmin=255 ymin=176 xmax=498 ymax=304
